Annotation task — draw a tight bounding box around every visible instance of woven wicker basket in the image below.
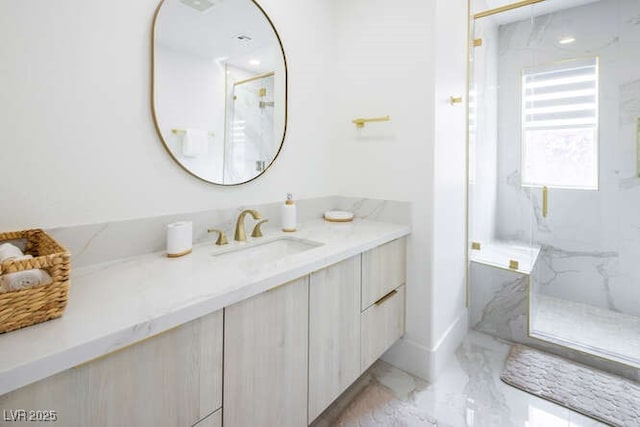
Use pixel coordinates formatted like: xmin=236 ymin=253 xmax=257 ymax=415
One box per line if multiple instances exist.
xmin=0 ymin=229 xmax=70 ymax=334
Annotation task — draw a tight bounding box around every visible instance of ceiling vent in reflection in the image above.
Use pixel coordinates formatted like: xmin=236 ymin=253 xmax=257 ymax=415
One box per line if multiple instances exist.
xmin=180 ymin=0 xmax=217 ymax=13
xmin=234 ymin=34 xmax=253 ymax=43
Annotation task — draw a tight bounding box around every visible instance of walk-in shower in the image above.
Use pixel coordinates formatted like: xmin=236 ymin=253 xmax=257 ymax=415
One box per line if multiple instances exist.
xmin=224 ymin=70 xmax=278 ymax=183
xmin=468 ymin=0 xmax=640 ymax=371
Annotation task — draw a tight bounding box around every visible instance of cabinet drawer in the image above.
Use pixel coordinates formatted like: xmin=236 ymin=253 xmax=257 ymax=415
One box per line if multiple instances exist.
xmin=362 ymin=237 xmax=406 ymax=310
xmin=361 ymin=285 xmax=405 ymax=371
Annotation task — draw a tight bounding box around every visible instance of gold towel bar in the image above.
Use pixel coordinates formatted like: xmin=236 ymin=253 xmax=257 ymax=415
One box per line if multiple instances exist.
xmin=352 ymin=115 xmax=391 ymax=128
xmin=172 ymin=128 xmax=215 ymax=136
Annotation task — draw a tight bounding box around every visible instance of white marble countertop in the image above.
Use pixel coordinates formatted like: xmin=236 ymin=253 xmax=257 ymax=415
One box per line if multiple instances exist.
xmin=0 ymin=219 xmax=410 ymax=395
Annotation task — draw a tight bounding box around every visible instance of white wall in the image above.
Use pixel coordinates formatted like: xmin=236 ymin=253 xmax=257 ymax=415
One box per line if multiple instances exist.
xmin=0 ymin=0 xmax=336 ymax=230
xmin=330 ymin=0 xmax=468 ymax=380
xmin=430 ymin=0 xmax=470 ymax=375
xmin=0 ymin=0 xmax=469 ymax=381
xmin=156 ymin=46 xmax=225 ymax=183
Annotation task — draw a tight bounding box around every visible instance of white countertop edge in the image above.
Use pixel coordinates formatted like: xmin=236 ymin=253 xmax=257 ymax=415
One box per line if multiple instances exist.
xmin=0 ymin=221 xmax=409 ymax=395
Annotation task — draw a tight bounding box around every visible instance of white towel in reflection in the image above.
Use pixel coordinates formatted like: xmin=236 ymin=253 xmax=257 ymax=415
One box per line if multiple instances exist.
xmin=182 ymin=129 xmax=209 ymax=157
xmin=0 ymin=269 xmax=52 ymax=292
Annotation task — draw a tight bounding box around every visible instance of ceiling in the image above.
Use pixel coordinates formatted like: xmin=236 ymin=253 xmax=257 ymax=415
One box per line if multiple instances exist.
xmin=155 ymin=0 xmax=281 ymax=72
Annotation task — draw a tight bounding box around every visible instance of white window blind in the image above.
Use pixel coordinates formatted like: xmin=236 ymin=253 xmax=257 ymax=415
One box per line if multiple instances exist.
xmin=521 ymin=57 xmax=598 ymax=190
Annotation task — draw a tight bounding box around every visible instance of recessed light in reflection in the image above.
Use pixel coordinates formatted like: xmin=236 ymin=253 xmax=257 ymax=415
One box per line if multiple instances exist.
xmin=249 ymin=59 xmax=261 ymax=66
xmin=558 ymin=36 xmax=576 ymax=45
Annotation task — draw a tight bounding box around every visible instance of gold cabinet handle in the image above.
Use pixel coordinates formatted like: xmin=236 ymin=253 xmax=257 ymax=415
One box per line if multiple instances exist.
xmin=207 ymin=228 xmax=228 ymax=246
xmin=542 ymin=186 xmax=548 ymax=218
xmin=449 ymin=96 xmax=463 ymax=105
xmin=374 ymin=289 xmax=398 ymax=306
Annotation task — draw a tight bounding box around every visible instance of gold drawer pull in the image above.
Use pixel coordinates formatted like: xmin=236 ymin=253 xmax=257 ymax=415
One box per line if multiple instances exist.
xmin=374 ymin=289 xmax=398 ymax=306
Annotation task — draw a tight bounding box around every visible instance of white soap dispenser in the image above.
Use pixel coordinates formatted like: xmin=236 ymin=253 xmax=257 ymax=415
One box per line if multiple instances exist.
xmin=282 ymin=193 xmax=297 ymax=232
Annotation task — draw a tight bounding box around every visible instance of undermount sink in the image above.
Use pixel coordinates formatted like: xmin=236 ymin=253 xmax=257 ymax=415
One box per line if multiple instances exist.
xmin=211 ymin=237 xmax=324 ymax=266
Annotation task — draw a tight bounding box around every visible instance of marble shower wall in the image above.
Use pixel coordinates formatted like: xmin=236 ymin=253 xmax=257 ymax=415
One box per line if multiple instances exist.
xmin=469 ymin=262 xmax=529 ymax=343
xmin=491 ymin=0 xmax=640 ymax=317
xmin=469 ymin=261 xmax=640 ymax=380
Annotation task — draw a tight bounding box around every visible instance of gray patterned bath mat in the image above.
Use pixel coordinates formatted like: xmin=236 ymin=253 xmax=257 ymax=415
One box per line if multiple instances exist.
xmin=501 ymin=345 xmax=640 ymax=426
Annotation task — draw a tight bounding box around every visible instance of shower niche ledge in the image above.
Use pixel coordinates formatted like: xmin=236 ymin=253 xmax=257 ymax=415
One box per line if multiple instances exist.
xmin=470 ymin=240 xmax=540 ymax=274
xmin=470 ymin=241 xmax=640 ymax=372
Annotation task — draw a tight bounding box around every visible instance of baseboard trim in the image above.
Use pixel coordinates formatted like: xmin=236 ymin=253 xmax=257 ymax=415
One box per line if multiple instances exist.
xmin=381 ymin=309 xmax=468 ymax=382
xmin=430 ymin=309 xmax=468 ymax=380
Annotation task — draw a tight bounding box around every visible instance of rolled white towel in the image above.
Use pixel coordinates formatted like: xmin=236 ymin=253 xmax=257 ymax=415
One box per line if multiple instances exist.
xmin=182 ymin=129 xmax=209 ymax=157
xmin=0 ymin=269 xmax=52 ymax=292
xmin=0 ymin=243 xmax=24 ymax=262
xmin=0 ymin=254 xmax=33 ymax=266
xmin=5 ymin=254 xmax=33 ymax=262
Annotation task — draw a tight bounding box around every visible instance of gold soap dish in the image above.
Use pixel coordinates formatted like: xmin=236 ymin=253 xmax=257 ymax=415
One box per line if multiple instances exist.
xmin=324 ymin=211 xmax=354 ymax=223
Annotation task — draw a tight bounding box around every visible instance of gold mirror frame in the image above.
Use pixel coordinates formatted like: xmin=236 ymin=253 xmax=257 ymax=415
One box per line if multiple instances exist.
xmin=151 ymin=0 xmax=288 ymax=186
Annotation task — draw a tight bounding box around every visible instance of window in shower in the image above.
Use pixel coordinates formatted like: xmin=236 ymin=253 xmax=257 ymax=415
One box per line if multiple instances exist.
xmin=521 ymin=57 xmax=599 ymax=190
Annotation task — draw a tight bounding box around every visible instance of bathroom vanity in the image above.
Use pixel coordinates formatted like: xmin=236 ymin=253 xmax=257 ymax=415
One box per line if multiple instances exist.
xmin=0 ymin=219 xmax=408 ymax=427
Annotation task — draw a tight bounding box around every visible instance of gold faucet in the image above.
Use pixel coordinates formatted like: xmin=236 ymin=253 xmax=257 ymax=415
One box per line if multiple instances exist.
xmin=207 ymin=228 xmax=228 ymax=245
xmin=251 ymin=219 xmax=269 ymax=238
xmin=234 ymin=209 xmax=262 ymax=242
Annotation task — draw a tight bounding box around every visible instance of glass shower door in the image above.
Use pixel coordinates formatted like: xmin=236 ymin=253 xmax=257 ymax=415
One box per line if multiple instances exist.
xmin=467 ymin=4 xmax=539 ymax=348
xmin=525 ymin=0 xmax=640 ymax=367
xmin=468 ymin=5 xmax=537 ymax=275
xmin=469 ymin=0 xmax=640 ymax=368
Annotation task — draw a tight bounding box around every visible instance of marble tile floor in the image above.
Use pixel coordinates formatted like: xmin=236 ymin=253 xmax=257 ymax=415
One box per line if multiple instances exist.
xmin=532 ymin=295 xmax=640 ymax=368
xmin=313 ymin=332 xmax=607 ymax=427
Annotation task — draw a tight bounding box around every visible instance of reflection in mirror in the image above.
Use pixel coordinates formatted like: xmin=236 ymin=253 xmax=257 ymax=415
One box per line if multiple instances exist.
xmin=153 ymin=0 xmax=287 ymax=185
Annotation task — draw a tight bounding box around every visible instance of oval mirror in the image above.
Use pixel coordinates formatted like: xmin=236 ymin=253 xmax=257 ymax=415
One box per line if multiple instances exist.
xmin=152 ymin=0 xmax=287 ymax=185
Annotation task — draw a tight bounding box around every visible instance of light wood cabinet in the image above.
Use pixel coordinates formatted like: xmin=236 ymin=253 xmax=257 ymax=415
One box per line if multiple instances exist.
xmin=223 ymin=277 xmax=309 ymax=427
xmin=308 ymin=256 xmax=361 ymax=423
xmin=0 ymin=237 xmax=408 ymax=427
xmin=0 ymin=310 xmax=223 ymax=427
xmin=361 ymin=238 xmax=407 ymax=310
xmin=361 ymin=285 xmax=406 ymax=371
xmin=193 ymin=408 xmax=222 ymax=427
